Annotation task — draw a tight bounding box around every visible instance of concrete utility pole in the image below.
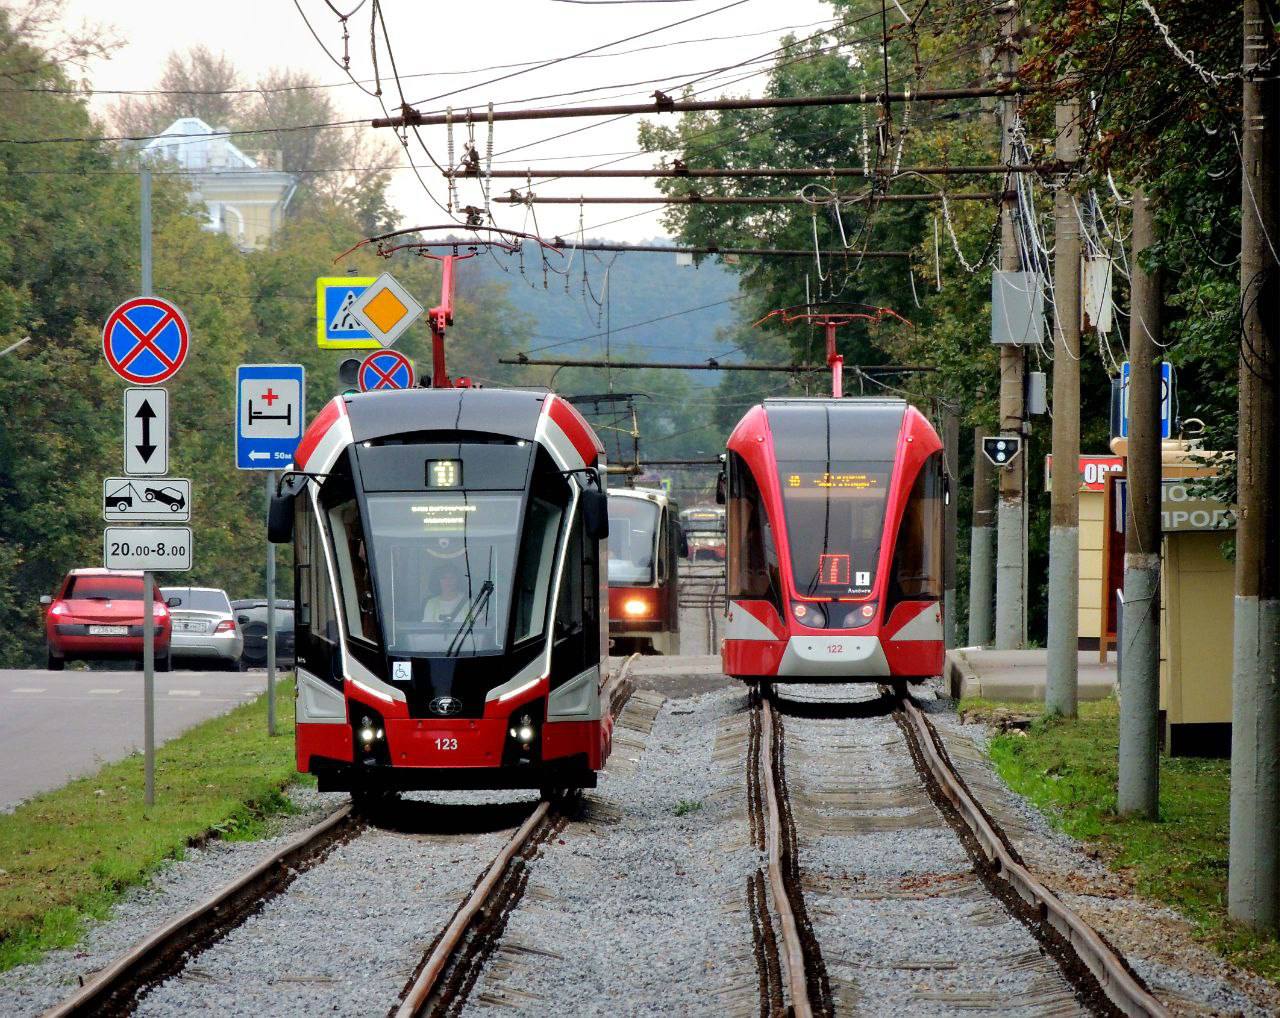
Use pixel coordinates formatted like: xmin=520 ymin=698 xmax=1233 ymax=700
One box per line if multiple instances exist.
xmin=1046 ymin=101 xmax=1081 ymax=718
xmin=969 ymin=427 xmax=996 ymax=645
xmin=994 ymin=0 xmax=1026 ymax=649
xmin=1228 ymin=0 xmax=1280 ymax=933
xmin=1118 ymin=187 xmax=1163 ymax=818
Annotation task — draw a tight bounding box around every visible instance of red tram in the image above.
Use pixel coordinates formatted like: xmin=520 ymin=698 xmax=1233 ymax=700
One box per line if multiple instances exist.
xmin=268 ymin=388 xmax=615 ymax=794
xmin=606 ymin=487 xmax=683 ymax=655
xmin=720 ymin=398 xmax=946 ymax=682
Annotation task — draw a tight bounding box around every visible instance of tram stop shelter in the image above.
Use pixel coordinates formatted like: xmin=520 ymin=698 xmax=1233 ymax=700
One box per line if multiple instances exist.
xmin=1100 ymin=444 xmax=1236 ymax=757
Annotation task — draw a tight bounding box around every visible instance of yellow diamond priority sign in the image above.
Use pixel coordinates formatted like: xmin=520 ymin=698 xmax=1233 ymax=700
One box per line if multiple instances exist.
xmin=349 ymin=272 xmax=423 ymax=348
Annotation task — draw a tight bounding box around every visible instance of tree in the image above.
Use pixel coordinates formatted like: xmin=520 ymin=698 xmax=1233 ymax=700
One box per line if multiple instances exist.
xmin=112 ymin=46 xmax=245 ymax=138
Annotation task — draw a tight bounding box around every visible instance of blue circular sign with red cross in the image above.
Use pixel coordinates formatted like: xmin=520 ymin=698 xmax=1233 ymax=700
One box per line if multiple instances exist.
xmin=102 ymin=296 xmax=190 ymax=385
xmin=358 ymin=348 xmax=415 ymax=392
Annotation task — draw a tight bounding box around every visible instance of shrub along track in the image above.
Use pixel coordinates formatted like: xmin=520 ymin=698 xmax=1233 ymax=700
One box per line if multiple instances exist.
xmin=746 ymin=681 xmax=1169 ymax=1018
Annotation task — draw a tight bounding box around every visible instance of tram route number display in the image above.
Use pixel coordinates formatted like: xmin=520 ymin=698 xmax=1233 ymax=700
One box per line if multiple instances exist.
xmin=786 ymin=471 xmax=881 ymax=491
xmin=103 ymin=526 xmax=193 ymax=571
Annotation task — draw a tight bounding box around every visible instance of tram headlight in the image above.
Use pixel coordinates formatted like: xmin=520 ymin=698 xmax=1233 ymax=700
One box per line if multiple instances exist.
xmin=791 ymin=602 xmax=828 ymax=628
xmin=842 ymin=602 xmax=878 ymax=629
xmin=622 ymin=597 xmax=651 ymax=618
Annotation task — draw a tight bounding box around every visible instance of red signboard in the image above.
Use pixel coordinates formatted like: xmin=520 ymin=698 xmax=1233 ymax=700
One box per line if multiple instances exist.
xmin=1044 ymin=454 xmax=1124 ymax=492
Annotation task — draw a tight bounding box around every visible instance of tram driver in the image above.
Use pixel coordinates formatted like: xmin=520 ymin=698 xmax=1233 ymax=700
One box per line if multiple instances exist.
xmin=422 ymin=564 xmax=468 ymax=623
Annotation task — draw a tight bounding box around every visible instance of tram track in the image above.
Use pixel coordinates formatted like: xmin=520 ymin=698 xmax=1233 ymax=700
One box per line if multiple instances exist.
xmin=41 ymin=657 xmax=638 ymax=1018
xmin=748 ymin=682 xmax=1169 ymax=1018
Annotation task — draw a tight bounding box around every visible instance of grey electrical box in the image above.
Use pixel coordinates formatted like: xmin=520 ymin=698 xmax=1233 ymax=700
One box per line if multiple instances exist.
xmin=991 ymin=270 xmax=1045 ymax=345
xmin=1026 ymin=371 xmax=1047 ymax=415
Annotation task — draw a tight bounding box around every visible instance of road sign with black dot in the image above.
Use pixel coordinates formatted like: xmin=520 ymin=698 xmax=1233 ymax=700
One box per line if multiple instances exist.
xmin=983 ymin=435 xmax=1022 ymax=469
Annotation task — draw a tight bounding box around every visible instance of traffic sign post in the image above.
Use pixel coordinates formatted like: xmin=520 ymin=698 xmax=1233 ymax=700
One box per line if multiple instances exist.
xmin=102 ymin=296 xmax=190 ymax=385
xmin=983 ymin=435 xmax=1022 ymax=469
xmin=350 ymin=272 xmax=424 ymax=347
xmin=123 ymin=387 xmax=169 ymax=475
xmin=103 ymin=477 xmax=191 ymax=522
xmin=316 ymin=276 xmax=379 ymax=349
xmin=236 ymin=364 xmax=305 ymax=470
xmin=358 ymin=348 xmax=415 ymax=392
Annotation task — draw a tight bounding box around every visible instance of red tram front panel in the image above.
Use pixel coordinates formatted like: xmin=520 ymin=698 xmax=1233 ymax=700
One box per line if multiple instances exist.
xmin=721 ymin=398 xmax=945 ymax=682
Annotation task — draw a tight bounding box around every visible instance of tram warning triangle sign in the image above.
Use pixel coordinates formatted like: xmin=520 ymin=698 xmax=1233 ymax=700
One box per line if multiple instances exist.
xmin=316 ymin=276 xmax=379 ymax=349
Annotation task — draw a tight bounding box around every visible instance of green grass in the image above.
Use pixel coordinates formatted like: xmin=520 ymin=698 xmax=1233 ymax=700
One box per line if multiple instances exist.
xmin=961 ymin=696 xmax=1280 ymax=984
xmin=673 ymin=799 xmax=703 ymax=817
xmin=0 ymin=679 xmax=304 ymax=971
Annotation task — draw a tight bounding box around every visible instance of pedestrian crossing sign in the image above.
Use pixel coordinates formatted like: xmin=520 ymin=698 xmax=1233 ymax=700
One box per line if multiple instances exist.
xmin=316 ymin=276 xmax=379 ymax=349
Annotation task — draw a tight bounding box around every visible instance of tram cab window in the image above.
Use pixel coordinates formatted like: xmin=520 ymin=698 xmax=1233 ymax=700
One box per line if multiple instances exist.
xmin=328 ymin=498 xmax=379 ymax=644
xmin=607 ymin=497 xmax=660 ymax=585
xmin=888 ymin=451 xmax=944 ymax=606
xmin=726 ymin=451 xmax=782 ymax=607
xmin=512 ymin=496 xmax=563 ymax=644
xmin=776 ymin=459 xmax=893 ymax=599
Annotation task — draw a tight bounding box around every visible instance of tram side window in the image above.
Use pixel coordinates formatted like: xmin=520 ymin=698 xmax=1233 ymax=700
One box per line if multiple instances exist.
xmin=726 ymin=451 xmax=782 ymax=607
xmin=556 ymin=513 xmax=584 ymax=635
xmin=889 ymin=451 xmax=944 ymax=607
xmin=295 ymin=494 xmax=341 ymax=677
xmin=328 ymin=498 xmax=379 ymax=644
xmin=513 ymin=496 xmax=563 ymax=644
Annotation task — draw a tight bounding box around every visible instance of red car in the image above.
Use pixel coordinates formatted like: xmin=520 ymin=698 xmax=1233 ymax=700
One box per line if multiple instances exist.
xmin=42 ymin=569 xmax=174 ymax=671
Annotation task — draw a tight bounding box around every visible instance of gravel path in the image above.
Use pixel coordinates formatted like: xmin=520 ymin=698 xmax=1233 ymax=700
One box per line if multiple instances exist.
xmin=774 ymin=682 xmax=1085 ymax=1016
xmin=0 ymin=783 xmax=346 ymax=1017
xmin=462 ymin=683 xmax=765 ymax=1016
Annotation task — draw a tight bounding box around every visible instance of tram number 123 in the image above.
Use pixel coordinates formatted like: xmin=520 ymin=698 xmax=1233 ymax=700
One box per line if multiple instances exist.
xmin=434 ymin=737 xmax=458 ymax=751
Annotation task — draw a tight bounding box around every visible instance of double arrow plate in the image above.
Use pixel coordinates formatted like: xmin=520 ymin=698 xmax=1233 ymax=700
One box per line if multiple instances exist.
xmin=124 ymin=387 xmax=168 ymax=475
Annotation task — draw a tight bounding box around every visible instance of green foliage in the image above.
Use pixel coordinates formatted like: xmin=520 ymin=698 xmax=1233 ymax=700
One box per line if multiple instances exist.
xmin=0 ymin=679 xmax=300 ymax=971
xmin=673 ymin=799 xmax=703 ymax=817
xmin=969 ymin=696 xmax=1280 ymax=984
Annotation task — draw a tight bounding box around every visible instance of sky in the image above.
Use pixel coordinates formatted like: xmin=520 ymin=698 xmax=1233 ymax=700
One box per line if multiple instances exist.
xmin=60 ymin=0 xmax=836 ymax=243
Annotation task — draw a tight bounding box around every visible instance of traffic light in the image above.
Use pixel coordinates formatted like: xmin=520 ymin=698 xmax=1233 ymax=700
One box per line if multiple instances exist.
xmin=337 ymin=357 xmax=360 ymax=395
xmin=982 ymin=435 xmax=1022 ymax=469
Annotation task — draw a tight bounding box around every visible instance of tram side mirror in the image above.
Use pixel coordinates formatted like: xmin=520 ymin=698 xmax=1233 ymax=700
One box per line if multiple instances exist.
xmin=267 ymin=492 xmax=295 ymax=544
xmin=582 ymin=489 xmax=610 ymax=541
xmin=715 ymin=472 xmax=727 ymax=505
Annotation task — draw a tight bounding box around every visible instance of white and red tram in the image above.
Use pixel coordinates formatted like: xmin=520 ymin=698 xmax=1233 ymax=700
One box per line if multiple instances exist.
xmin=720 ymin=397 xmax=946 ymax=682
xmin=268 ymin=387 xmax=615 ymax=794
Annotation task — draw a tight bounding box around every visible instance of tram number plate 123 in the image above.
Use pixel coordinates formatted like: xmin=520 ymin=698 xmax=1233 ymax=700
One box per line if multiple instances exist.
xmin=104 ymin=526 xmax=193 ymax=572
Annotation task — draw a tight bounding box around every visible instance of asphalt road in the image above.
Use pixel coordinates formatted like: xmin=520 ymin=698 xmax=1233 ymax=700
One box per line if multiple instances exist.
xmin=0 ymin=668 xmax=269 ymax=811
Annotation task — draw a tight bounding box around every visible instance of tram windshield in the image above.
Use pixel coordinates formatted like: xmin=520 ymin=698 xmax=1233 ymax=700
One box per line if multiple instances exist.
xmin=336 ymin=493 xmax=564 ymax=657
xmin=681 ymin=508 xmax=724 ymax=533
xmin=607 ymin=497 xmax=660 ymax=585
xmin=776 ymin=461 xmax=893 ymax=599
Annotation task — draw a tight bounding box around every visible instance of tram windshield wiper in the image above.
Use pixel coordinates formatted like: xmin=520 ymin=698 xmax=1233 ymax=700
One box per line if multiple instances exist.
xmin=445 ymin=579 xmax=495 ymax=657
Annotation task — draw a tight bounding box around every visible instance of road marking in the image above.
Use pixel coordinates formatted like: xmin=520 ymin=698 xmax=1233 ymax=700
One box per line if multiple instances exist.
xmin=12 ymin=687 xmax=47 ymax=693
xmin=89 ymin=688 xmax=123 ymax=695
xmin=168 ymin=689 xmax=201 ymax=697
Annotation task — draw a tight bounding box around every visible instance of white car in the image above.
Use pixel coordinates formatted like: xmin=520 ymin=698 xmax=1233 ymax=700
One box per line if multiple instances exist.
xmin=161 ymin=587 xmax=243 ymax=670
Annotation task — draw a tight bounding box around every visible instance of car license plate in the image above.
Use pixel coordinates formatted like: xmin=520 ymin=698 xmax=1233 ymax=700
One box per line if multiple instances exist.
xmin=176 ymin=621 xmax=205 ymax=632
xmin=88 ymin=625 xmax=128 ymax=636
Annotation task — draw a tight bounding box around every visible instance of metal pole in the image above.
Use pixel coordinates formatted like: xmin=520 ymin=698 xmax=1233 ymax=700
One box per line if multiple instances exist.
xmin=141 ymin=167 xmax=155 ymax=807
xmin=994 ymin=0 xmax=1026 ymax=650
xmin=1228 ymin=0 xmax=1280 ymax=933
xmin=495 ymin=192 xmax=1002 ymax=206
xmin=499 ymin=357 xmax=936 ymax=373
xmin=1118 ymin=186 xmax=1163 ymax=818
xmin=942 ymin=407 xmax=960 ymax=649
xmin=266 ymin=471 xmax=277 ymax=737
xmin=142 ymin=571 xmax=155 ymax=806
xmin=1046 ymin=100 xmax=1081 ymax=718
xmin=374 ymin=83 xmax=1035 ymax=128
xmin=467 ymin=164 xmax=1052 ymax=179
xmin=968 ymin=427 xmax=996 ymax=645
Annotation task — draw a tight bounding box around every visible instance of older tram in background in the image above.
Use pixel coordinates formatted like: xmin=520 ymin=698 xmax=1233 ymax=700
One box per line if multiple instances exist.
xmin=606 ymin=487 xmax=683 ymax=655
xmin=268 ymin=387 xmax=614 ymax=795
xmin=679 ymin=505 xmax=726 ymax=562
xmin=720 ymin=398 xmax=946 ymax=682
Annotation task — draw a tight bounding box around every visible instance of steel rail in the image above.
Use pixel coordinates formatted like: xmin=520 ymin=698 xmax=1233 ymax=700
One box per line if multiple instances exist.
xmin=44 ymin=803 xmax=356 ymax=1018
xmin=395 ymin=654 xmax=639 ymax=1016
xmin=897 ymin=694 xmax=1169 ymax=1018
xmin=758 ymin=694 xmax=813 ymax=1018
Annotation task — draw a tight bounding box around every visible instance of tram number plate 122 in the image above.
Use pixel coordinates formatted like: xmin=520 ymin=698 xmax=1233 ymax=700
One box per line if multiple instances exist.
xmin=103 ymin=526 xmax=193 ymax=572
